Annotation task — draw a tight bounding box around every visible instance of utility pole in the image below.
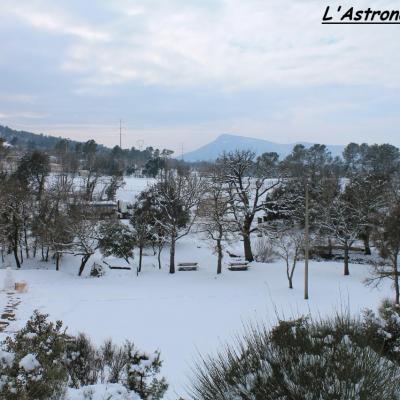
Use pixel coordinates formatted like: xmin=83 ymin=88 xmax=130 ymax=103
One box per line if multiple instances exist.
xmin=119 ymin=119 xmax=122 ymax=149
xmin=304 ymin=180 xmax=310 ymax=300
xmin=136 ymin=139 xmax=144 ymax=151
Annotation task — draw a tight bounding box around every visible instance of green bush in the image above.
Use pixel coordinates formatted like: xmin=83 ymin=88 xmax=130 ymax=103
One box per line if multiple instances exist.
xmin=65 ymin=333 xmax=99 ymax=388
xmin=190 ymin=313 xmax=400 ymax=400
xmin=362 ymin=299 xmax=400 ymax=364
xmin=0 ymin=311 xmax=68 ymax=400
xmin=125 ymin=346 xmax=168 ymax=400
xmin=0 ymin=311 xmax=168 ymax=400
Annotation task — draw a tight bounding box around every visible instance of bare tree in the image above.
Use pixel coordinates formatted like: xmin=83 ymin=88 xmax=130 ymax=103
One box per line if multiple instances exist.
xmin=217 ymin=150 xmax=280 ymax=262
xmin=153 ymin=171 xmax=204 ymax=274
xmin=368 ymin=204 xmax=400 ymax=305
xmin=65 ymin=203 xmax=100 ymax=276
xmin=199 ymin=166 xmax=235 ymax=274
xmin=268 ymin=225 xmax=304 ymax=289
xmin=318 ymin=183 xmax=364 ymax=276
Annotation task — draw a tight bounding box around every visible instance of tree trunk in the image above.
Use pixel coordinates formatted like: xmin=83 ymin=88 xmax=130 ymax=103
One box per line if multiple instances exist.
xmin=45 ymin=247 xmax=49 ymax=262
xmin=138 ymin=245 xmax=143 ymax=273
xmin=13 ymin=244 xmax=21 ymax=269
xmin=169 ymin=238 xmax=176 ymax=274
xmin=157 ymin=245 xmax=163 ymax=269
xmin=24 ymin=225 xmax=29 ymax=259
xmin=56 ymin=253 xmax=61 ymax=271
xmin=216 ymin=239 xmax=222 ymax=274
xmin=12 ymin=216 xmax=21 ymax=268
xmin=78 ymin=254 xmax=91 ymax=276
xmin=286 ymin=260 xmax=294 ymax=289
xmin=243 ymin=234 xmax=254 ymax=262
xmin=328 ymin=237 xmax=333 ymax=258
xmin=363 ymin=234 xmax=371 ymax=256
xmin=394 ymin=255 xmax=399 ymax=305
xmin=344 ymin=243 xmax=350 ymax=276
xmin=38 ymin=178 xmax=45 ymax=202
xmin=33 ymin=240 xmax=37 ymax=258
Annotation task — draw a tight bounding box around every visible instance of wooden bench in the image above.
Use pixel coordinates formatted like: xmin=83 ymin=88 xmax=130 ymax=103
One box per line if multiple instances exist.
xmin=228 ymin=261 xmax=249 ymax=266
xmin=103 ymin=261 xmax=131 ymax=270
xmin=228 ymin=262 xmax=249 ymax=271
xmin=178 ymin=262 xmax=199 ymax=271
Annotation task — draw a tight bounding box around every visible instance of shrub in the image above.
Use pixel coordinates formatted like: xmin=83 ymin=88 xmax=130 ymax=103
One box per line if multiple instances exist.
xmin=190 ymin=314 xmax=400 ymax=400
xmin=99 ymin=338 xmax=127 ymax=384
xmin=254 ymin=237 xmax=276 ymax=263
xmin=65 ymin=333 xmax=99 ymax=388
xmin=90 ymin=263 xmax=106 ymax=278
xmin=362 ymin=299 xmax=400 ymax=365
xmin=65 ymin=337 xmax=168 ymax=399
xmin=125 ymin=347 xmax=168 ymax=400
xmin=0 ymin=311 xmax=68 ymax=400
xmin=0 ymin=312 xmax=168 ymax=400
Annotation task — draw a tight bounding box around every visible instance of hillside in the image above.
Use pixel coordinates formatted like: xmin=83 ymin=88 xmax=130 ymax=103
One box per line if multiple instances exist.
xmin=182 ymin=134 xmax=345 ymax=161
xmin=0 ymin=125 xmax=108 ymax=152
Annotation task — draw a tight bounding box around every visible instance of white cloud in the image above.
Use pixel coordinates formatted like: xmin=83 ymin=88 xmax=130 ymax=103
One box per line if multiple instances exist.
xmin=2 ymin=2 xmax=110 ymax=42
xmin=58 ymin=0 xmax=400 ymax=89
xmin=2 ymin=0 xmax=400 ymax=90
xmin=0 ymin=111 xmax=47 ymax=119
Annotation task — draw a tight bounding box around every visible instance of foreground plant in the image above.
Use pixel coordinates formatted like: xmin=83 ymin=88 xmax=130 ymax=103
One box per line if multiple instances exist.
xmin=0 ymin=311 xmax=167 ymax=400
xmin=190 ymin=306 xmax=400 ymax=400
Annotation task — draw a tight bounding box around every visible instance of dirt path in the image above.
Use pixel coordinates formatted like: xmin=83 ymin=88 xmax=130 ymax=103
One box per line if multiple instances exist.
xmin=0 ymin=292 xmax=20 ymax=333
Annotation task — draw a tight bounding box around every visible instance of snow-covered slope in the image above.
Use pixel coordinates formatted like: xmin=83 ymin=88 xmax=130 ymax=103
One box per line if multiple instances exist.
xmin=182 ymin=133 xmax=344 ymax=162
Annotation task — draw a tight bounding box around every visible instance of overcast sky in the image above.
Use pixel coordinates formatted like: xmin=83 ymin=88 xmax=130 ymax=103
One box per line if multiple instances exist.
xmin=0 ymin=0 xmax=399 ymax=153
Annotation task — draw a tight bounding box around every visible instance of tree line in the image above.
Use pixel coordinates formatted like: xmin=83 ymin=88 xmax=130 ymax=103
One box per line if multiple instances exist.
xmin=1 ymin=140 xmax=400 ymax=302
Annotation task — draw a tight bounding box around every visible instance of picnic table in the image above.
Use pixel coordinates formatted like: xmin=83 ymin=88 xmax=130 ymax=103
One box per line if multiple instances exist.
xmin=227 ymin=261 xmax=249 ymax=271
xmin=178 ymin=262 xmax=199 ymax=271
xmin=103 ymin=261 xmax=131 ymax=270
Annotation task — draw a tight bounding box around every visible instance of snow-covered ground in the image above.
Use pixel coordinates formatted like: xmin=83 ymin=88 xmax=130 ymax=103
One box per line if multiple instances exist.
xmin=0 ymin=237 xmax=391 ymax=398
xmin=116 ymin=176 xmax=155 ymax=202
xmin=0 ymin=177 xmax=392 ymax=399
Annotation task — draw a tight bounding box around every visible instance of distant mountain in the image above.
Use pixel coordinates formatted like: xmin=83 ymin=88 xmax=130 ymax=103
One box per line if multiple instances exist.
xmin=182 ymin=134 xmax=344 ymax=162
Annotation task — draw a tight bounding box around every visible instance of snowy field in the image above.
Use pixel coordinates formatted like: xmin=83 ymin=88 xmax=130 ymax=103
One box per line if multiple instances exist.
xmin=0 ymin=177 xmax=392 ymax=399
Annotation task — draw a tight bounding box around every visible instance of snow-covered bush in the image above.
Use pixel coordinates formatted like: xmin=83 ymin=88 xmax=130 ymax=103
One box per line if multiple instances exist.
xmin=66 ymin=337 xmax=168 ymax=399
xmin=254 ymin=236 xmax=276 ymax=263
xmin=0 ymin=312 xmax=168 ymax=400
xmin=0 ymin=311 xmax=69 ymax=400
xmin=363 ymin=299 xmax=400 ymax=364
xmin=66 ymin=333 xmax=100 ymax=388
xmin=90 ymin=263 xmax=106 ymax=278
xmin=98 ymin=338 xmax=127 ymax=384
xmin=66 ymin=383 xmax=140 ymax=400
xmin=125 ymin=345 xmax=167 ymax=400
xmin=190 ymin=314 xmax=400 ymax=400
